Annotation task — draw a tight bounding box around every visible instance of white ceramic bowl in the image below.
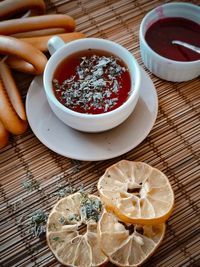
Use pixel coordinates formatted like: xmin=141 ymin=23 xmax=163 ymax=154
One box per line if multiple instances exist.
xmin=139 ymin=2 xmax=200 ymax=82
xmin=44 ymin=37 xmax=141 ymax=132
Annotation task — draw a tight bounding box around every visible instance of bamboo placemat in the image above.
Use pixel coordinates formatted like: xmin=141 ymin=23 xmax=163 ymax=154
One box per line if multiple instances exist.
xmin=0 ymin=0 xmax=200 ymax=266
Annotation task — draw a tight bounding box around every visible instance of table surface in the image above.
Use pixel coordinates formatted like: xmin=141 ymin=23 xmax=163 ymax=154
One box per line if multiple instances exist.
xmin=1 ymin=0 xmax=200 ymax=266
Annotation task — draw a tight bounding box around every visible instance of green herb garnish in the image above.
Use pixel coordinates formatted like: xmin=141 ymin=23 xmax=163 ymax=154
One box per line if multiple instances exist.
xmin=22 ymin=179 xmax=40 ymax=191
xmin=52 ymin=236 xmax=64 ymax=243
xmin=80 ymin=193 xmax=102 ymax=223
xmin=30 ymin=210 xmax=48 ymax=237
xmin=59 ymin=213 xmax=80 ymax=225
xmin=54 ymin=184 xmax=76 ymax=198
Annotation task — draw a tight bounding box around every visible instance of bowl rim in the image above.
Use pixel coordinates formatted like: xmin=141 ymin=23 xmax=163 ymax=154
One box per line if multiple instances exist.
xmin=44 ymin=37 xmax=141 ymax=119
xmin=139 ymin=2 xmax=200 ymax=65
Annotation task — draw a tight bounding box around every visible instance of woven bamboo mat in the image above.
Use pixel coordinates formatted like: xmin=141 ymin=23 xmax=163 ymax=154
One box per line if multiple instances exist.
xmin=1 ymin=0 xmax=200 ymax=266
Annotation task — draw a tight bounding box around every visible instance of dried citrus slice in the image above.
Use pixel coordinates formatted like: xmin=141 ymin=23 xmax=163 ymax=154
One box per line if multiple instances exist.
xmin=98 ymin=209 xmax=165 ymax=267
xmin=46 ymin=192 xmax=108 ymax=267
xmin=98 ymin=160 xmax=174 ymax=224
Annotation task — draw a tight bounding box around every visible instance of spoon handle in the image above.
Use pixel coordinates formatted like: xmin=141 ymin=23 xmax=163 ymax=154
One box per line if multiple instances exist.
xmin=172 ymin=40 xmax=200 ymax=54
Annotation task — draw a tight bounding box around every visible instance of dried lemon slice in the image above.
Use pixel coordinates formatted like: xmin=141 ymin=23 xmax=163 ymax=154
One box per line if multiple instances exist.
xmin=98 ymin=210 xmax=165 ymax=267
xmin=46 ymin=192 xmax=108 ymax=267
xmin=98 ymin=160 xmax=174 ymax=224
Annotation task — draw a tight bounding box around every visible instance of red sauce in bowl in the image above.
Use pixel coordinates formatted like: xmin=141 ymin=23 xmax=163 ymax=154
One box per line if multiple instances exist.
xmin=52 ymin=49 xmax=131 ymax=114
xmin=145 ymin=17 xmax=200 ymax=62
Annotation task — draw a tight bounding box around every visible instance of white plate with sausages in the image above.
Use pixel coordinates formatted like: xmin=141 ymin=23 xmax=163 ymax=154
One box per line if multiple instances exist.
xmin=26 ymin=67 xmax=158 ymax=161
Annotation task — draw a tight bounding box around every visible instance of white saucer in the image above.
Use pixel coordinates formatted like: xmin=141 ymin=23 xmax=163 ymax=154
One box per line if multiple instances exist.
xmin=26 ymin=67 xmax=158 ymax=161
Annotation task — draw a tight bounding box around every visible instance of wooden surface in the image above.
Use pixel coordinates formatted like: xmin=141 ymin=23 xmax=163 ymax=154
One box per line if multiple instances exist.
xmin=0 ymin=0 xmax=200 ymax=266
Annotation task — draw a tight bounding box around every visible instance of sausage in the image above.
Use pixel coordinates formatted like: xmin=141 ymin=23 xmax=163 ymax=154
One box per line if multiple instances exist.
xmin=0 ymin=14 xmax=76 ymax=35
xmin=19 ymin=32 xmax=86 ymax=52
xmin=0 ymin=0 xmax=46 ymax=20
xmin=5 ymin=56 xmax=40 ymax=75
xmin=0 ymin=62 xmax=28 ymax=135
xmin=5 ymin=33 xmax=85 ymax=73
xmin=0 ymin=120 xmax=9 ymax=149
xmin=0 ymin=35 xmax=47 ymax=75
xmin=12 ymin=28 xmax=66 ymax=38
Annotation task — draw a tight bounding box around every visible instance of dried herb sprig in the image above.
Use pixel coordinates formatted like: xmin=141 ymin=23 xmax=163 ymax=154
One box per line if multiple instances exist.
xmin=59 ymin=213 xmax=80 ymax=225
xmin=80 ymin=193 xmax=102 ymax=223
xmin=30 ymin=210 xmax=48 ymax=237
xmin=54 ymin=183 xmax=76 ymax=199
xmin=52 ymin=236 xmax=64 ymax=243
xmin=22 ymin=179 xmax=40 ymax=192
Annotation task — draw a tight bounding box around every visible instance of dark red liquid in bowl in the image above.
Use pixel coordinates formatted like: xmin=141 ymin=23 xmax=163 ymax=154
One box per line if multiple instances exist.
xmin=145 ymin=17 xmax=200 ymax=62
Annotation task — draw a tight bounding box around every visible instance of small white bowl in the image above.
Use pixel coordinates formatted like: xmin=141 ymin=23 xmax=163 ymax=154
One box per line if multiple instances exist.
xmin=139 ymin=2 xmax=200 ymax=82
xmin=44 ymin=37 xmax=141 ymax=132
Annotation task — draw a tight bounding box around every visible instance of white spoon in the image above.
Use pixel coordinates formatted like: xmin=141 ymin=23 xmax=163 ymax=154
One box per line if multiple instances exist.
xmin=172 ymin=40 xmax=200 ymax=54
